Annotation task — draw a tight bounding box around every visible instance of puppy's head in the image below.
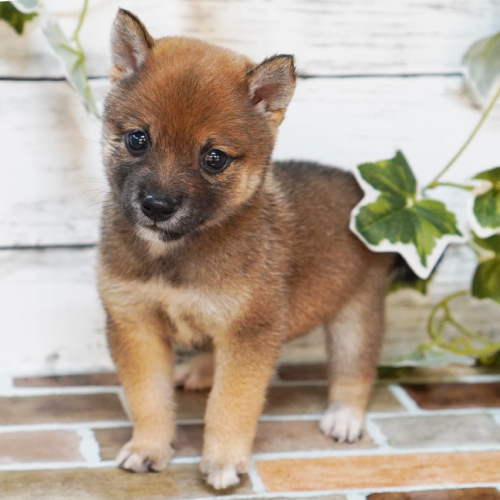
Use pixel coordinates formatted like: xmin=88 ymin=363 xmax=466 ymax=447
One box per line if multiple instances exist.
xmin=103 ymin=9 xmax=296 ymax=244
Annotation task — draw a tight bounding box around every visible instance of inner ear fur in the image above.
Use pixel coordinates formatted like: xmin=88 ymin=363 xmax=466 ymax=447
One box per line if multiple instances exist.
xmin=247 ymin=55 xmax=296 ymax=128
xmin=110 ymin=8 xmax=155 ymax=82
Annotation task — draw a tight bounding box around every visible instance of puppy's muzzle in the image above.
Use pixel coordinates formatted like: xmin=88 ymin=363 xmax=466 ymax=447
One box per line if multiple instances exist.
xmin=140 ymin=193 xmax=179 ymax=222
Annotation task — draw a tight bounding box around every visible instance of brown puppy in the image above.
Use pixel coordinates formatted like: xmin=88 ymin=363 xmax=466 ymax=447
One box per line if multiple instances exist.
xmin=98 ymin=8 xmax=394 ymax=490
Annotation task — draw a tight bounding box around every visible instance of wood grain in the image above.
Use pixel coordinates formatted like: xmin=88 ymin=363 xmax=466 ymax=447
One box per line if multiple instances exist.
xmin=1 ymin=0 xmax=500 ymax=78
xmin=2 ymin=76 xmax=499 ymax=247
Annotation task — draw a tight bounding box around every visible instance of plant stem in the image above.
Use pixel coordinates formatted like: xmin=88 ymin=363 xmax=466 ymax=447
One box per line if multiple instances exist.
xmin=72 ymin=0 xmax=88 ymax=48
xmin=432 ymin=182 xmax=474 ymax=191
xmin=425 ymin=82 xmax=500 ymax=191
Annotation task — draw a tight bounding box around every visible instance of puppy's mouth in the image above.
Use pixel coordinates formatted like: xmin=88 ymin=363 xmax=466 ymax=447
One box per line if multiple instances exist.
xmin=145 ymin=224 xmax=185 ymax=242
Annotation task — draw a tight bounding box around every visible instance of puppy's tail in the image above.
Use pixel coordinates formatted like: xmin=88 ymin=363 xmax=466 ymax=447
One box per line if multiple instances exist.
xmin=389 ymin=254 xmax=430 ymax=294
xmin=390 ymin=254 xmax=420 ymax=283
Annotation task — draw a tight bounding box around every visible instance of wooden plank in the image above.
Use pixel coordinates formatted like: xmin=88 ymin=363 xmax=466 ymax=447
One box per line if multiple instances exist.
xmin=0 ymin=79 xmax=108 ymax=247
xmin=2 ymin=245 xmax=496 ymax=377
xmin=1 ymin=0 xmax=500 ymax=78
xmin=2 ymin=75 xmax=499 ymax=247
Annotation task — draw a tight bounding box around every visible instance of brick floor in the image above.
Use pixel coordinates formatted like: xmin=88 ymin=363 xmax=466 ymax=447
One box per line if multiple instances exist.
xmin=2 ymin=366 xmax=500 ymax=499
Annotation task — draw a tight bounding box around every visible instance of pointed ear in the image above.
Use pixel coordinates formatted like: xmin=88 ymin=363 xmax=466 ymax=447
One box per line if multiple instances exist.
xmin=247 ymin=55 xmax=296 ymax=132
xmin=110 ymin=9 xmax=155 ymax=82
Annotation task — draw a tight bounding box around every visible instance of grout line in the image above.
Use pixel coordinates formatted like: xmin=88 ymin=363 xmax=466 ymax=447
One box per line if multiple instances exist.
xmin=248 ymin=459 xmax=267 ymax=494
xmin=0 ymin=386 xmax=123 ymax=397
xmin=388 ymin=385 xmax=422 ymax=413
xmin=3 ymin=373 xmax=500 ymax=396
xmin=76 ymin=428 xmax=101 ymax=465
xmin=116 ymin=386 xmax=132 ymax=420
xmin=364 ymin=417 xmax=390 ymax=449
xmin=0 ymin=407 xmax=497 ymax=435
xmin=369 ymin=407 xmax=498 ymax=419
xmin=170 ymin=456 xmax=201 ymax=465
xmin=0 ymin=421 xmax=132 ymax=434
xmin=259 ymin=414 xmax=322 ymax=422
xmin=381 ymin=374 xmax=500 ymax=385
xmin=0 ymin=461 xmax=115 ymax=471
xmin=251 ymin=444 xmax=500 ymax=461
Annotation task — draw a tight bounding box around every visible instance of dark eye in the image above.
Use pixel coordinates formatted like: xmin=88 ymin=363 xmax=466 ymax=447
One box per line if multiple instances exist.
xmin=125 ymin=129 xmax=150 ymax=156
xmin=202 ymin=149 xmax=230 ymax=172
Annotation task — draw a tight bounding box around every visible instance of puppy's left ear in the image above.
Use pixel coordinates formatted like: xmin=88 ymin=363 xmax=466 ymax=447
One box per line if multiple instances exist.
xmin=110 ymin=8 xmax=155 ymax=82
xmin=247 ymin=55 xmax=296 ymax=134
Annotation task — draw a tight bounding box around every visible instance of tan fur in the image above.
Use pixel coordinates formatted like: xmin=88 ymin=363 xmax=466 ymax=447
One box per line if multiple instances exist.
xmin=98 ymin=9 xmax=394 ymax=490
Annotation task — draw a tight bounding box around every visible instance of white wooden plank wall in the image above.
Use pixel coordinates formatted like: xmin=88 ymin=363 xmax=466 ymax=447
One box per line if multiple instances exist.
xmin=1 ymin=0 xmax=500 ymax=376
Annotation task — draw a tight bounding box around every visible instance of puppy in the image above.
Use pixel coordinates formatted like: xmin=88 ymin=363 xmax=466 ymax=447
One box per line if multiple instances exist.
xmin=98 ymin=8 xmax=394 ymax=490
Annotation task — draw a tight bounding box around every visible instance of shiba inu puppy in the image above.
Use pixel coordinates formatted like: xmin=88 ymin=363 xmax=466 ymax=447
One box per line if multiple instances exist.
xmin=98 ymin=8 xmax=395 ymax=490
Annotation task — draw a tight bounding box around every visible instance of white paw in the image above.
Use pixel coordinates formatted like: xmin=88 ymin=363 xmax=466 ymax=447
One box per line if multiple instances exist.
xmin=116 ymin=440 xmax=172 ymax=472
xmin=205 ymin=465 xmax=240 ymax=490
xmin=320 ymin=404 xmax=364 ymax=443
xmin=174 ymin=353 xmax=214 ymax=390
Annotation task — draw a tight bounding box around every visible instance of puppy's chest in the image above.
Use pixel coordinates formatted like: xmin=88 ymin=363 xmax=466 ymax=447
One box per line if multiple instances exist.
xmin=143 ymin=280 xmax=243 ymax=345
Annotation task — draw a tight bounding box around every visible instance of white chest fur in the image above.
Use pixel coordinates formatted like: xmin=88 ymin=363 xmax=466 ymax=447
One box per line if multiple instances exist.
xmin=113 ymin=278 xmax=246 ymax=345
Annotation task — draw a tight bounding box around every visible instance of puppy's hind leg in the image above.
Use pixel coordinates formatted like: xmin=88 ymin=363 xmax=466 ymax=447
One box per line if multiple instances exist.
xmin=175 ymin=352 xmax=214 ymax=390
xmin=320 ymin=279 xmax=386 ymax=443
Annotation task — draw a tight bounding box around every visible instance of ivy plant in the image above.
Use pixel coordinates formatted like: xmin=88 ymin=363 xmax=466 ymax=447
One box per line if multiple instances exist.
xmin=351 ymin=31 xmax=500 ymax=366
xmin=1 ymin=0 xmax=99 ymax=116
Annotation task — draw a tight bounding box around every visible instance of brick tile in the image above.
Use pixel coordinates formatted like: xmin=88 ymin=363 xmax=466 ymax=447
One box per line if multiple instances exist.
xmin=95 ymin=425 xmax=204 ymax=460
xmin=14 ymin=373 xmax=120 ymax=387
xmin=278 ymin=363 xmax=327 ymax=381
xmin=96 ymin=420 xmax=375 ymax=461
xmin=256 ymin=451 xmax=500 ymax=491
xmin=0 ymin=394 xmax=127 ymax=424
xmin=375 ymin=414 xmax=500 ymax=448
xmin=169 ymin=384 xmax=403 ymax=421
xmin=94 ymin=427 xmax=132 ymax=461
xmin=263 ymin=385 xmax=403 ymax=415
xmin=253 ymin=420 xmax=375 ymax=453
xmin=0 ymin=465 xmax=254 ymax=499
xmin=176 ymin=389 xmax=209 ymax=420
xmin=403 ymin=383 xmax=500 ymax=409
xmin=0 ymin=431 xmax=83 ymax=463
xmin=278 ymin=364 xmax=499 ymax=384
xmin=368 ymin=489 xmax=500 ymax=499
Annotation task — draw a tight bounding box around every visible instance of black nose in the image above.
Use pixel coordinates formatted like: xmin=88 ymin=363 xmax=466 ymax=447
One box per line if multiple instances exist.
xmin=140 ymin=194 xmax=178 ymax=222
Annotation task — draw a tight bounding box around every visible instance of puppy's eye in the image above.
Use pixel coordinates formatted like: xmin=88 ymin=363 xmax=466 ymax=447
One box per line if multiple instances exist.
xmin=125 ymin=129 xmax=150 ymax=156
xmin=202 ymin=149 xmax=230 ymax=172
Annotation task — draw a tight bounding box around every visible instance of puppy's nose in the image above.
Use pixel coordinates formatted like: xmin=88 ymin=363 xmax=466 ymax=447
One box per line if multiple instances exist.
xmin=140 ymin=194 xmax=178 ymax=222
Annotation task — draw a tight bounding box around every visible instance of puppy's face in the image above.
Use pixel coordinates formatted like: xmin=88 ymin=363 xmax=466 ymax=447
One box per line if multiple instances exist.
xmin=103 ymin=10 xmax=296 ymax=243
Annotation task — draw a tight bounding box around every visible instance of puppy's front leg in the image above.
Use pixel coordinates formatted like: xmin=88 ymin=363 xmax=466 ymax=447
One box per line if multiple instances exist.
xmin=106 ymin=310 xmax=175 ymax=472
xmin=201 ymin=333 xmax=281 ymax=490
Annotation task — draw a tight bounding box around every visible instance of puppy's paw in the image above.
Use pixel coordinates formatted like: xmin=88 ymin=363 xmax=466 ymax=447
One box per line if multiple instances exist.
xmin=205 ymin=465 xmax=240 ymax=490
xmin=175 ymin=353 xmax=214 ymax=390
xmin=200 ymin=456 xmax=248 ymax=490
xmin=116 ymin=440 xmax=173 ymax=473
xmin=320 ymin=404 xmax=364 ymax=443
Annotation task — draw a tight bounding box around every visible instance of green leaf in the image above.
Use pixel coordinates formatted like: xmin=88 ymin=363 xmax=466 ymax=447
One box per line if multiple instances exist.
xmin=473 ymin=232 xmax=500 ymax=253
xmin=42 ymin=17 xmax=100 ymax=117
xmin=351 ymin=151 xmax=463 ymax=279
xmin=463 ymin=31 xmax=500 ymax=107
xmin=471 ymin=166 xmax=500 ymax=237
xmin=472 ymin=234 xmax=500 ymax=303
xmin=388 ymin=277 xmax=430 ymax=295
xmin=0 ymin=1 xmax=37 ymax=34
xmin=11 ymin=0 xmax=39 ymax=13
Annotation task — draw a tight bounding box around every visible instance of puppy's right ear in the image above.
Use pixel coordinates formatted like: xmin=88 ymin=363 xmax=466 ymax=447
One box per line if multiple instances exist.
xmin=110 ymin=9 xmax=154 ymax=82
